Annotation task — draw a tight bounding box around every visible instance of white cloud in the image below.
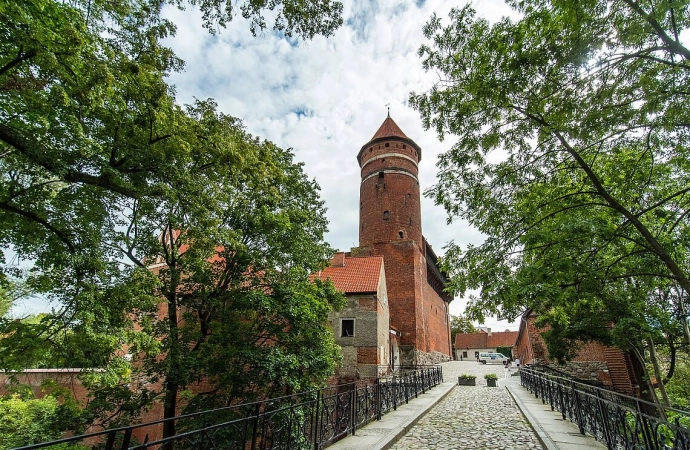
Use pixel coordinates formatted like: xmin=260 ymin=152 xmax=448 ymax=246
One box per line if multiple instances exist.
xmin=161 ymin=0 xmax=520 ymax=329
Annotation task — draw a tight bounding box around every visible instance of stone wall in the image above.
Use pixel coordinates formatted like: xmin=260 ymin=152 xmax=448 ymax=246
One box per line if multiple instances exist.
xmin=548 ymin=361 xmax=610 ymax=384
xmin=401 ymin=347 xmax=452 ymax=366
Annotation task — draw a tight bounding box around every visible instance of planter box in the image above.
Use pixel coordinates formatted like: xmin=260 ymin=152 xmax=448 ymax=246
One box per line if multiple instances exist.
xmin=458 ymin=378 xmax=476 ymax=386
xmin=486 ymin=379 xmax=497 ymax=387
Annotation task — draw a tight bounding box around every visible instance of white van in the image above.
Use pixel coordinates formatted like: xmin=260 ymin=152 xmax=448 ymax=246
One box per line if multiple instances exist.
xmin=478 ymin=352 xmax=510 ymax=364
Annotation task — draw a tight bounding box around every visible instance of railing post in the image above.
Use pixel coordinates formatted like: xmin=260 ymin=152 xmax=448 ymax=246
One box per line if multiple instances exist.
xmin=393 ymin=376 xmax=397 ymax=411
xmin=120 ymin=429 xmax=132 ymax=450
xmin=595 ymin=390 xmax=613 ymax=448
xmin=312 ymin=391 xmax=321 ymax=450
xmin=376 ymin=379 xmax=382 ymax=421
xmin=571 ymin=381 xmax=586 ymax=435
xmin=351 ymin=383 xmax=356 ymax=436
xmin=635 ymin=398 xmax=654 ymax=450
xmin=251 ymin=402 xmax=260 ymax=450
xmin=104 ymin=430 xmax=116 ymax=450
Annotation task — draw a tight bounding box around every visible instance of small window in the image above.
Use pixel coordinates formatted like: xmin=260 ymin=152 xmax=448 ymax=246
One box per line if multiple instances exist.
xmin=383 ymin=210 xmax=390 ymax=219
xmin=382 ymin=158 xmax=386 ymax=163
xmin=409 ymin=217 xmax=412 ymax=225
xmin=341 ymin=319 xmax=355 ymax=337
xmin=463 ymin=351 xmax=468 ymax=358
xmin=369 ymin=147 xmax=373 ymax=152
xmin=385 ymin=143 xmax=390 ymax=148
xmin=403 ymin=144 xmax=407 ymax=149
xmin=378 ymin=172 xmax=384 ymax=179
xmin=398 ymin=231 xmax=404 ymax=239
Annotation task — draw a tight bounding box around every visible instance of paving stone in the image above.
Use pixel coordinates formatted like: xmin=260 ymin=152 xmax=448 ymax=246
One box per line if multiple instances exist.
xmin=390 ymin=361 xmax=543 ymax=450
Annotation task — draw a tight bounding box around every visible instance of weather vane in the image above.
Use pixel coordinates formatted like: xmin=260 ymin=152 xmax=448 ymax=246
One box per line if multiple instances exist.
xmin=385 ymin=103 xmax=390 ymax=117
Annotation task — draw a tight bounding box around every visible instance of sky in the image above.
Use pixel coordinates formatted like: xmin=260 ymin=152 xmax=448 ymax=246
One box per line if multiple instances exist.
xmin=159 ymin=0 xmax=520 ymax=331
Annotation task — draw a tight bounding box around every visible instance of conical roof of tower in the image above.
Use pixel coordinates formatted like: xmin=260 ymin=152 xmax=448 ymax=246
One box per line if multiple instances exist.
xmin=370 ymin=116 xmax=409 ymax=140
xmin=358 ymin=115 xmax=422 ymax=165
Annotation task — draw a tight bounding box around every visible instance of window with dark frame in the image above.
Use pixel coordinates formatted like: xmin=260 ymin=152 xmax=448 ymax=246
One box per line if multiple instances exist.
xmin=341 ymin=319 xmax=355 ymax=337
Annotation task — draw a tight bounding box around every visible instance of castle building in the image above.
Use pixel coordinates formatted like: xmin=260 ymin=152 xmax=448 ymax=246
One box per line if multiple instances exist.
xmin=314 ymin=115 xmax=453 ymax=373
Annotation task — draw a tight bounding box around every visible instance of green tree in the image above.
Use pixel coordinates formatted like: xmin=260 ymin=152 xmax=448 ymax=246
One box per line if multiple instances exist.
xmin=450 ymin=314 xmax=476 ymax=348
xmin=0 ymin=0 xmax=345 ymax=435
xmin=410 ymin=0 xmax=690 ymax=400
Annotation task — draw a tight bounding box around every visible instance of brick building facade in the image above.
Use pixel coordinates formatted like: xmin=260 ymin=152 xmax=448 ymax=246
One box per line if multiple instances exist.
xmin=454 ymin=329 xmax=519 ymax=361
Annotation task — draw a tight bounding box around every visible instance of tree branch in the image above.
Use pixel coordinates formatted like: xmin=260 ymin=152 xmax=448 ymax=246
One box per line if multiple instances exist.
xmin=0 ymin=200 xmax=76 ymax=252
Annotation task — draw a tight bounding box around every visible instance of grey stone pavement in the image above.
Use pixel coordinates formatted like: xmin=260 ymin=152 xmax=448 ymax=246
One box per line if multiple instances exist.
xmin=329 ymin=361 xmax=608 ymax=450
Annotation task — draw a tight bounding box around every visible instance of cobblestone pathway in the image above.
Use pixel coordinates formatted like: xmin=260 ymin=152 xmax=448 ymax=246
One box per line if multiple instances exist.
xmin=390 ymin=361 xmax=543 ymax=450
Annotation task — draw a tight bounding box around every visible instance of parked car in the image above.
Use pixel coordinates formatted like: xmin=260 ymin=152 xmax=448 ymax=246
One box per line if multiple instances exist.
xmin=478 ymin=352 xmax=510 ymax=364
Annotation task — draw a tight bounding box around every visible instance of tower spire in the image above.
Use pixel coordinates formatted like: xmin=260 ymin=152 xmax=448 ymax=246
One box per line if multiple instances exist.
xmin=385 ymin=103 xmax=390 ymax=117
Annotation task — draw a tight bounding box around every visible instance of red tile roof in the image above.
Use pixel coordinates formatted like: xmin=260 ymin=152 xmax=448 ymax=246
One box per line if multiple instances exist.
xmin=311 ymin=254 xmax=384 ymax=294
xmin=488 ymin=331 xmax=519 ymax=347
xmin=370 ymin=116 xmax=409 ymax=140
xmin=455 ymin=331 xmax=518 ymax=349
xmin=454 ymin=333 xmax=487 ymax=349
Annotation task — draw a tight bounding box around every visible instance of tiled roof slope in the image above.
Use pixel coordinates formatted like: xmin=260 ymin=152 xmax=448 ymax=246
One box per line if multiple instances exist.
xmin=455 ymin=331 xmax=519 ymax=349
xmin=454 ymin=333 xmax=487 ymax=349
xmin=488 ymin=331 xmax=519 ymax=347
xmin=311 ymin=254 xmax=383 ymax=294
xmin=371 ymin=116 xmax=409 ymax=140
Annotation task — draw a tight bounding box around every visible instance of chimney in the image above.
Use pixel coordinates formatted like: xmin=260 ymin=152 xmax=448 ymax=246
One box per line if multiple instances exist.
xmin=333 ymin=252 xmax=346 ymax=267
xmin=487 ymin=328 xmax=492 ymax=336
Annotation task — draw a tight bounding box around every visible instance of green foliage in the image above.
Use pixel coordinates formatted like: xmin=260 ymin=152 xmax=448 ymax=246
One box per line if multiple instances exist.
xmin=411 ymin=0 xmax=690 ymax=370
xmin=450 ymin=314 xmax=476 ymax=347
xmin=0 ymin=0 xmax=345 ymax=434
xmin=0 ymin=386 xmax=83 ymax=449
xmin=458 ymin=373 xmax=476 ymax=380
xmin=484 ymin=373 xmax=498 ymax=380
xmin=495 ymin=347 xmax=512 ymax=359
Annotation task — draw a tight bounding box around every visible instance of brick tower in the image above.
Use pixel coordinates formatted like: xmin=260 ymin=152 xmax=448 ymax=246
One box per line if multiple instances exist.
xmin=355 ymin=114 xmax=452 ymax=365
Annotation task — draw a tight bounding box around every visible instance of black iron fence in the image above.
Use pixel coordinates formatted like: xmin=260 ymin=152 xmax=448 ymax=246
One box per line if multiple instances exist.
xmin=520 ymin=367 xmax=690 ymax=449
xmin=14 ymin=365 xmax=443 ymax=450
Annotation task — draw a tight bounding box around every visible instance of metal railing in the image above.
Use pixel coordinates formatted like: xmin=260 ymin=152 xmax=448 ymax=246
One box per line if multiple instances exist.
xmin=14 ymin=365 xmax=443 ymax=450
xmin=520 ymin=367 xmax=690 ymax=449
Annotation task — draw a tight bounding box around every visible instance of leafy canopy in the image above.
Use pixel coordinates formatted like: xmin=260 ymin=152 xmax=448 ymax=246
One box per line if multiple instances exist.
xmin=411 ymin=0 xmax=690 ymax=361
xmin=0 ymin=0 xmax=345 ymax=432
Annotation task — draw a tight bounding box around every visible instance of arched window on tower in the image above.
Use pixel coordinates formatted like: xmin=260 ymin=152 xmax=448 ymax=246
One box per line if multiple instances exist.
xmin=383 ymin=211 xmax=390 ymax=220
xmin=378 ymin=172 xmax=384 ymax=179
xmin=398 ymin=230 xmax=404 ymax=239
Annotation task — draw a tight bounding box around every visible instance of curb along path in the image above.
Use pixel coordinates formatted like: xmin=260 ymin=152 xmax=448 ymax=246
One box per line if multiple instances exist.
xmin=390 ymin=361 xmax=542 ymax=450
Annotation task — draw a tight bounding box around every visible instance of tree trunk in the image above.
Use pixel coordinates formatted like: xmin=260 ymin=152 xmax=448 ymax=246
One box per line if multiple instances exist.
xmin=629 ymin=343 xmax=666 ymax=419
xmin=679 ymin=295 xmax=690 ymax=347
xmin=646 ymin=337 xmax=670 ymax=408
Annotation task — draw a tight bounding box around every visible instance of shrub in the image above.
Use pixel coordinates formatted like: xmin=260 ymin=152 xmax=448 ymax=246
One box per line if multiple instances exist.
xmin=484 ymin=373 xmax=498 ymax=380
xmin=0 ymin=386 xmax=83 ymax=450
xmin=458 ymin=374 xmax=476 ymax=380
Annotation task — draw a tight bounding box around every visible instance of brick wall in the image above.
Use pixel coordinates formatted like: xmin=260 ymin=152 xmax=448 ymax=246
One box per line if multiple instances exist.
xmin=359 ymin=138 xmax=422 ymax=250
xmin=515 ymin=313 xmax=636 ymax=393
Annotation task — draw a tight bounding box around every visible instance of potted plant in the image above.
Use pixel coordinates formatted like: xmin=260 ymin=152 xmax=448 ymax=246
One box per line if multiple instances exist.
xmin=458 ymin=374 xmax=476 ymax=386
xmin=485 ymin=373 xmax=498 ymax=387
